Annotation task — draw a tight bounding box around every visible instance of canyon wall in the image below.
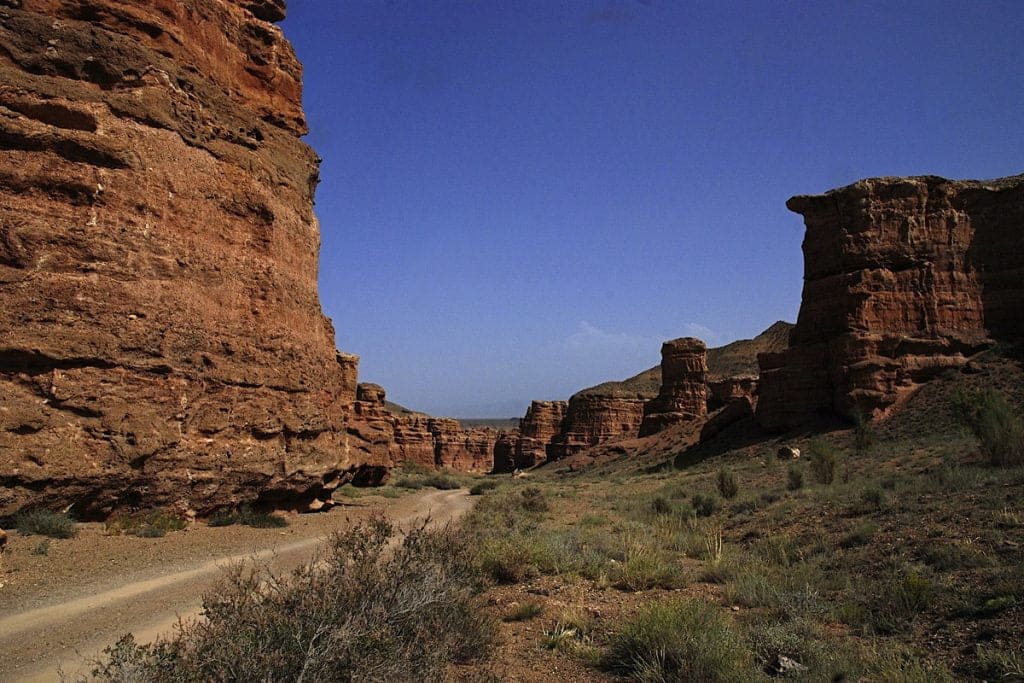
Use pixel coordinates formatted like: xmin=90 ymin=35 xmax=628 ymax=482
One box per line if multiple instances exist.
xmin=0 ymin=0 xmax=391 ymax=517
xmin=757 ymin=174 xmax=1024 ymax=430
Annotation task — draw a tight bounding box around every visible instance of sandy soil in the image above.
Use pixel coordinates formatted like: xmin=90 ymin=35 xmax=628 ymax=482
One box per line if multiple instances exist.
xmin=0 ymin=488 xmax=473 ymax=682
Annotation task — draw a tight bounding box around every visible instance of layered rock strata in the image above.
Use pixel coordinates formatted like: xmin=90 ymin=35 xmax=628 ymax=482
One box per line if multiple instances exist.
xmin=0 ymin=1 xmax=390 ymax=517
xmin=511 ymin=400 xmax=567 ymax=469
xmin=757 ymin=175 xmax=1024 ymax=430
xmin=549 ymin=394 xmax=645 ymax=460
xmin=639 ymin=338 xmax=708 ymax=436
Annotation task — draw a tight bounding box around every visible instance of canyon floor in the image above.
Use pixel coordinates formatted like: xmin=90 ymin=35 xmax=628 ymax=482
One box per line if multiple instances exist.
xmin=0 ymin=488 xmax=473 ymax=683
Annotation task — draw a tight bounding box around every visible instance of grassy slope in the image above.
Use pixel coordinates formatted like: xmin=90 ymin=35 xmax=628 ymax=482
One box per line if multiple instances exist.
xmin=459 ymin=348 xmax=1024 ymax=681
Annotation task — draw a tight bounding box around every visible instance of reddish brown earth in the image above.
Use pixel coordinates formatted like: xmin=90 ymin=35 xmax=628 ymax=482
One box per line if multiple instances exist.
xmin=757 ymin=174 xmax=1024 ymax=430
xmin=0 ymin=0 xmax=390 ymax=518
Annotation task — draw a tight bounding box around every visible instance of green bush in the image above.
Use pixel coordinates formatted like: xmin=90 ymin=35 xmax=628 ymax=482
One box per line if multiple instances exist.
xmin=692 ymin=493 xmax=719 ymax=518
xmin=602 ymin=599 xmax=755 ymax=681
xmin=716 ymin=468 xmax=739 ymax=499
xmin=839 ymin=521 xmax=878 ymax=548
xmin=207 ymin=511 xmax=239 ymax=527
xmin=952 ymin=387 xmax=1024 ymax=466
xmin=392 ymin=476 xmax=425 ymax=489
xmin=422 ymin=473 xmax=461 ymax=490
xmin=15 ymin=509 xmax=77 ymax=539
xmin=106 ymin=509 xmax=187 ymax=538
xmin=91 ymin=519 xmax=496 ymax=681
xmin=519 ymin=486 xmax=548 ymax=512
xmin=504 ymin=602 xmax=543 ymax=622
xmin=853 ymin=410 xmax=876 ymax=453
xmin=787 ymin=465 xmax=804 ymax=491
xmin=239 ymin=506 xmax=288 ymax=528
xmin=469 ymin=480 xmax=499 ymax=495
xmin=808 ymin=439 xmax=838 ymax=485
xmin=651 ymin=495 xmax=674 ymax=515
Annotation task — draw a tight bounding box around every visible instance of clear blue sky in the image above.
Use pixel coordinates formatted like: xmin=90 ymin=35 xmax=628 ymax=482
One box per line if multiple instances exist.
xmin=281 ymin=0 xmax=1023 ymax=417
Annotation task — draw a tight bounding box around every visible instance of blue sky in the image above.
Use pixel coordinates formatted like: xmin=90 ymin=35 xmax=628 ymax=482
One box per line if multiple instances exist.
xmin=281 ymin=0 xmax=1024 ymax=417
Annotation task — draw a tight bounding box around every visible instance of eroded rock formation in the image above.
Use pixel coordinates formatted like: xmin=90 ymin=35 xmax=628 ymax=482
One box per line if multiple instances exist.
xmin=758 ymin=174 xmax=1024 ymax=430
xmin=640 ymin=338 xmax=708 ymax=436
xmin=511 ymin=400 xmax=566 ymax=470
xmin=549 ymin=394 xmax=645 ymax=460
xmin=0 ymin=0 xmax=390 ymax=517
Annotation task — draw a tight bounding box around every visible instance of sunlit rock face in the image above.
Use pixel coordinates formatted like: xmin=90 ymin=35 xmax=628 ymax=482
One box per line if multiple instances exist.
xmin=0 ymin=0 xmax=391 ymax=517
xmin=511 ymin=400 xmax=567 ymax=469
xmin=639 ymin=338 xmax=708 ymax=437
xmin=549 ymin=394 xmax=646 ymax=460
xmin=757 ymin=174 xmax=1024 ymax=430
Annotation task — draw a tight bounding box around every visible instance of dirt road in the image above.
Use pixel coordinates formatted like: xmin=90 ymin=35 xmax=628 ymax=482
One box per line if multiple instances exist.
xmin=0 ymin=488 xmax=473 ymax=682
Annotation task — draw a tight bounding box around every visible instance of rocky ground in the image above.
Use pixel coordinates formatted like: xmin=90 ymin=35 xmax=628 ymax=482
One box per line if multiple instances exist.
xmin=0 ymin=487 xmax=473 ymax=682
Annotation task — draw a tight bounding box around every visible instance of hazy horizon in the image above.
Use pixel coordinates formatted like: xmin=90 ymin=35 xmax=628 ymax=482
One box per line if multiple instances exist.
xmin=282 ymin=1 xmax=1024 ymax=417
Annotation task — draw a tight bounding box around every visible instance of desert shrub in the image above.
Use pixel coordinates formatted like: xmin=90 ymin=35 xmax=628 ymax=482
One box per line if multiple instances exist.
xmin=504 ymin=601 xmax=543 ymax=622
xmin=808 ymin=439 xmax=838 ymax=485
xmin=922 ymin=542 xmax=991 ymax=571
xmin=15 ymin=509 xmax=77 ymax=539
xmin=691 ymin=493 xmax=719 ymax=518
xmin=422 ymin=473 xmax=461 ymax=490
xmin=31 ymin=540 xmax=50 ymax=556
xmin=579 ymin=514 xmax=609 ymax=527
xmin=469 ymin=480 xmax=499 ymax=495
xmin=976 ymin=643 xmax=1024 ymax=680
xmin=729 ymin=497 xmax=757 ymax=515
xmin=858 ymin=486 xmax=887 ymax=513
xmin=238 ymin=506 xmax=288 ymax=528
xmin=90 ymin=519 xmax=496 ymax=681
xmin=106 ymin=509 xmax=187 ymax=538
xmin=651 ymin=495 xmax=674 ymax=515
xmin=601 ymin=599 xmax=754 ymax=681
xmin=392 ymin=476 xmax=425 ymax=490
xmin=476 ymin=533 xmax=559 ymax=583
xmin=787 ymin=465 xmax=804 ymax=491
xmin=952 ymin=387 xmax=1024 ymax=466
xmin=847 ymin=567 xmax=936 ymax=634
xmin=716 ymin=468 xmax=739 ymax=499
xmin=207 ymin=511 xmax=239 ymax=527
xmin=839 ymin=521 xmax=878 ymax=548
xmin=613 ymin=539 xmax=687 ymax=591
xmin=853 ymin=410 xmax=876 ymax=453
xmin=519 ymin=486 xmax=548 ymax=512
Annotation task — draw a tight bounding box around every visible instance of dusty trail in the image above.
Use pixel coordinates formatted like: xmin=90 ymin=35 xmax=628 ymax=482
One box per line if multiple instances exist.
xmin=0 ymin=488 xmax=473 ymax=682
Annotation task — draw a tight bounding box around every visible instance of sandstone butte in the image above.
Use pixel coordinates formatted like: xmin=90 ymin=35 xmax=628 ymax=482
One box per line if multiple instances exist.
xmin=0 ymin=0 xmax=391 ymax=518
xmin=757 ymin=174 xmax=1024 ymax=431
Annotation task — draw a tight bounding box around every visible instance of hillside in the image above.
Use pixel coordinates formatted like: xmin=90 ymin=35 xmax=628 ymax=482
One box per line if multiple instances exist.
xmin=576 ymin=320 xmax=793 ymax=399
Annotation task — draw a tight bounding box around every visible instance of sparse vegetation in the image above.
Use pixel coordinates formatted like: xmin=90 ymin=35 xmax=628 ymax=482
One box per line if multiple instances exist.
xmin=716 ymin=467 xmax=738 ymax=499
xmin=15 ymin=509 xmax=77 ymax=539
xmin=504 ymin=601 xmax=543 ymax=621
xmin=691 ymin=493 xmax=718 ymax=517
xmin=601 ymin=599 xmax=755 ymax=681
xmin=105 ymin=509 xmax=187 ymax=538
xmin=953 ymin=387 xmax=1024 ymax=466
xmin=470 ymin=480 xmax=500 ymax=495
xmin=90 ymin=519 xmax=496 ymax=681
xmin=204 ymin=506 xmax=288 ymax=529
xmin=808 ymin=439 xmax=838 ymax=485
xmin=786 ymin=464 xmax=804 ymax=491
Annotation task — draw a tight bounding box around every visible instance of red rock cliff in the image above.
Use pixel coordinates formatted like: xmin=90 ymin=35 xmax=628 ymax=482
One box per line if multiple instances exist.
xmin=639 ymin=338 xmax=708 ymax=436
xmin=0 ymin=0 xmax=389 ymax=517
xmin=549 ymin=394 xmax=645 ymax=460
xmin=509 ymin=400 xmax=566 ymax=469
xmin=757 ymin=174 xmax=1024 ymax=430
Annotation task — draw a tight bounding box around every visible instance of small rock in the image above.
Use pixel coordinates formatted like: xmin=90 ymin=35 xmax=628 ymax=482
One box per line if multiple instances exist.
xmin=765 ymin=654 xmax=807 ymax=677
xmin=777 ymin=446 xmax=801 ymax=460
